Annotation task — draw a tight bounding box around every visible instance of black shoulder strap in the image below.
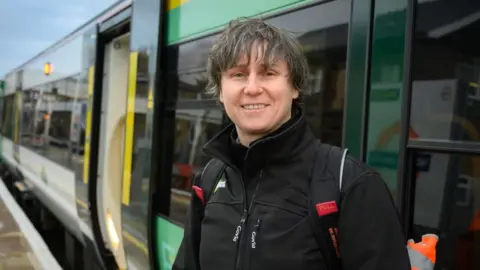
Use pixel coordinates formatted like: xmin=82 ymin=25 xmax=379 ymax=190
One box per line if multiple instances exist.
xmin=309 ymin=140 xmax=349 ymax=270
xmin=199 ymin=158 xmax=227 ymax=204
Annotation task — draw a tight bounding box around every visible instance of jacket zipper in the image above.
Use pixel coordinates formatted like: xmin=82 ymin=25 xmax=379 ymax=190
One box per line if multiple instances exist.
xmin=251 ymin=219 xmax=261 ymax=249
xmin=233 ymin=170 xmax=262 ymax=270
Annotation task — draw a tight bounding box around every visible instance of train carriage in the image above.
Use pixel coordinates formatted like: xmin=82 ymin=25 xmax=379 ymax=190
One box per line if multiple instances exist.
xmin=2 ymin=0 xmax=480 ymax=269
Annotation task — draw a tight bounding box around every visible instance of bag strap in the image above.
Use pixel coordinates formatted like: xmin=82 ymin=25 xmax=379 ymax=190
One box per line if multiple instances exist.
xmin=309 ymin=140 xmax=349 ymax=270
xmin=193 ymin=159 xmax=227 ymax=207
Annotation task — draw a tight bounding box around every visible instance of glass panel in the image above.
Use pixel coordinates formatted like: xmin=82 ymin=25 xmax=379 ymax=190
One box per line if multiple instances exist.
xmin=175 ymin=36 xmax=218 ymax=100
xmin=0 ymin=88 xmax=3 ymax=133
xmin=410 ymin=0 xmax=480 ymax=143
xmin=364 ymin=0 xmax=408 ymax=200
xmin=1 ymin=95 xmax=15 ymax=140
xmin=264 ymin=0 xmax=351 ymax=146
xmin=75 ymin=27 xmax=97 ymax=228
xmin=412 ymin=151 xmax=480 ymax=269
xmin=121 ymin=0 xmax=161 ymax=268
xmin=169 ymin=108 xmax=224 ymax=226
xmin=19 ymin=78 xmax=77 ymax=169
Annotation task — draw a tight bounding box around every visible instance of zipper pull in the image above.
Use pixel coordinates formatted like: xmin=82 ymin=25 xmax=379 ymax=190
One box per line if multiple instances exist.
xmin=233 ymin=209 xmax=248 ymax=242
xmin=251 ymin=219 xmax=261 ymax=249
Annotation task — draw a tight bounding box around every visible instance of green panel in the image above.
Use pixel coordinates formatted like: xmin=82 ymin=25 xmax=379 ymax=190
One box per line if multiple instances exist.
xmin=365 ymin=0 xmax=408 ymax=201
xmin=155 ymin=217 xmax=183 ymax=270
xmin=167 ymin=0 xmax=307 ymax=44
xmin=344 ymin=0 xmax=372 ymax=159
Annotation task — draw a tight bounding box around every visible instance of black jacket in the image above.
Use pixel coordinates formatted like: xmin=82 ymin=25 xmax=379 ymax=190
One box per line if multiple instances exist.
xmin=179 ymin=107 xmax=411 ymax=270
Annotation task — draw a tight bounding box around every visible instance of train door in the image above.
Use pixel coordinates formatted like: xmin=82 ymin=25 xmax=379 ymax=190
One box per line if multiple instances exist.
xmin=94 ymin=32 xmax=131 ymax=270
xmin=90 ymin=15 xmax=135 ymax=270
xmin=74 ymin=8 xmax=133 ymax=269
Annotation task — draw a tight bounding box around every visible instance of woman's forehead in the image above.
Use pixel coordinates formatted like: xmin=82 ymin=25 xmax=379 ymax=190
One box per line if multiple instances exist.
xmin=228 ymin=43 xmax=286 ymax=68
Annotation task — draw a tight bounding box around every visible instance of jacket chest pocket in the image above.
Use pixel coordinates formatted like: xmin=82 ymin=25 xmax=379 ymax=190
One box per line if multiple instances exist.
xmin=247 ymin=202 xmax=325 ymax=270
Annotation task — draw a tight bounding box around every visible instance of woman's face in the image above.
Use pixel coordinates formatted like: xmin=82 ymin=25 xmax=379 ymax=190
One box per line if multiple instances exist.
xmin=219 ymin=43 xmax=299 ymax=144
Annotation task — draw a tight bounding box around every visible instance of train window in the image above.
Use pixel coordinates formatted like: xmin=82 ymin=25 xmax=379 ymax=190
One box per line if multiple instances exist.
xmin=1 ymin=94 xmax=15 ymax=140
xmin=0 ymin=94 xmax=3 ymax=130
xmin=20 ymin=89 xmax=40 ymax=149
xmin=19 ymin=76 xmax=78 ymax=169
xmin=167 ymin=0 xmax=351 ymax=226
xmin=267 ymin=0 xmax=350 ymax=146
xmin=175 ymin=36 xmax=219 ymax=100
xmin=169 ymin=108 xmax=224 ymax=225
xmin=410 ymin=0 xmax=480 ymax=143
xmin=412 ymin=151 xmax=480 ymax=269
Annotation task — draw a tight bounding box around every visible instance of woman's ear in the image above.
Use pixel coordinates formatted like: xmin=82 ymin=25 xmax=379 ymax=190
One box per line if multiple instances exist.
xmin=292 ymin=88 xmax=299 ymax=99
xmin=219 ymin=89 xmax=224 ymax=103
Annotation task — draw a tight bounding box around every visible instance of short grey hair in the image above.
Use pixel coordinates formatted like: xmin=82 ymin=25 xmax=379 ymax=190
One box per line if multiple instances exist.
xmin=205 ymin=18 xmax=310 ymax=99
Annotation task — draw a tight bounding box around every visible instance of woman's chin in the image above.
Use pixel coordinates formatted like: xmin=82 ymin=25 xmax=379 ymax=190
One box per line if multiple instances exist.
xmin=237 ymin=124 xmax=272 ymax=136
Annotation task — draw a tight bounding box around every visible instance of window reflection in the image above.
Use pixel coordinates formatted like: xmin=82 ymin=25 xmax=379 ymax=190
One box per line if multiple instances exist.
xmin=410 ymin=0 xmax=480 ymax=143
xmin=175 ymin=36 xmax=218 ymax=100
xmin=1 ymin=95 xmax=15 ymax=140
xmin=0 ymin=93 xmax=3 ymax=130
xmin=122 ymin=37 xmax=157 ymax=270
xmin=18 ymin=76 xmax=83 ymax=169
xmin=413 ymin=151 xmax=480 ymax=269
xmin=169 ymin=108 xmax=223 ymax=225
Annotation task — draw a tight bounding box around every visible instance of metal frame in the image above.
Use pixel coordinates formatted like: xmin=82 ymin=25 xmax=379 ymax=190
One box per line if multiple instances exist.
xmin=396 ymin=0 xmax=417 ymax=235
xmin=147 ymin=1 xmax=169 ymax=269
xmin=341 ymin=0 xmax=374 ymax=158
xmin=100 ymin=6 xmax=132 ymax=33
xmin=408 ymin=139 xmax=480 ymax=154
xmin=359 ymin=0 xmax=375 ymax=160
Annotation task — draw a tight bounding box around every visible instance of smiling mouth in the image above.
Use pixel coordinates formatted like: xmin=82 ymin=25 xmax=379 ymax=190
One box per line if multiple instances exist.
xmin=242 ymin=104 xmax=268 ymax=110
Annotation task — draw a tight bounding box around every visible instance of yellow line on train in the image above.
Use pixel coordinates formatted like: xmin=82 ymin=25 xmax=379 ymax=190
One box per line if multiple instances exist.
xmin=122 ymin=52 xmax=138 ymax=206
xmin=167 ymin=0 xmax=191 ymax=11
xmin=83 ymin=66 xmax=95 ymax=184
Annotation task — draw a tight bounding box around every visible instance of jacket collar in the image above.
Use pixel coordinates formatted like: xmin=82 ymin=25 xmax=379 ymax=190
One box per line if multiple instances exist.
xmin=203 ymin=104 xmax=316 ymax=175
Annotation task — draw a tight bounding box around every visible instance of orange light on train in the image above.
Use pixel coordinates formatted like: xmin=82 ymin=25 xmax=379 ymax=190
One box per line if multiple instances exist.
xmin=43 ymin=114 xmax=50 ymax=120
xmin=44 ymin=62 xmax=53 ymax=76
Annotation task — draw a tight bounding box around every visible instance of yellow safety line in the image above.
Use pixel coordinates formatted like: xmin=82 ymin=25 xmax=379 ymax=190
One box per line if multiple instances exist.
xmin=122 ymin=52 xmax=138 ymax=206
xmin=122 ymin=230 xmax=148 ymax=255
xmin=76 ymin=198 xmax=89 ymax=210
xmin=75 ymin=198 xmax=149 ymax=256
xmin=83 ymin=66 xmax=95 ymax=184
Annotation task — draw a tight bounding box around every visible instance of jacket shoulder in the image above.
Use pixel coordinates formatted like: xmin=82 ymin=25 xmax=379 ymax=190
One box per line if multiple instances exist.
xmin=341 ymin=154 xmax=382 ymax=193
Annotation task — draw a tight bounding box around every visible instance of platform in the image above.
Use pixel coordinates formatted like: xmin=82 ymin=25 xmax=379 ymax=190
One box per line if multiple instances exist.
xmin=0 ymin=180 xmax=62 ymax=270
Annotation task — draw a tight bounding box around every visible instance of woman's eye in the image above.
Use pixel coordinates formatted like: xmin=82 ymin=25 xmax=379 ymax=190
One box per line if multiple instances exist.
xmin=232 ymin=73 xmax=244 ymax=77
xmin=265 ymin=71 xmax=276 ymax=76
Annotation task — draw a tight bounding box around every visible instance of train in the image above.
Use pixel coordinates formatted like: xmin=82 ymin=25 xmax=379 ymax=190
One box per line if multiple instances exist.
xmin=2 ymin=0 xmax=480 ymax=269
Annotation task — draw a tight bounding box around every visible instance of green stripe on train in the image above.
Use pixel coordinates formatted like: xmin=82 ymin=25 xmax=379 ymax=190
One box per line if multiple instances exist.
xmin=166 ymin=0 xmax=308 ymax=44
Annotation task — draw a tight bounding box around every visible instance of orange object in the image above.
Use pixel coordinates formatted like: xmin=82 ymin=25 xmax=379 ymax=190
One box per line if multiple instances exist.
xmin=407 ymin=234 xmax=438 ymax=270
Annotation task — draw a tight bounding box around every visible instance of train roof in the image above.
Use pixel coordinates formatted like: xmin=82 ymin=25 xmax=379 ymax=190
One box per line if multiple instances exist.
xmin=5 ymin=0 xmax=132 ymax=77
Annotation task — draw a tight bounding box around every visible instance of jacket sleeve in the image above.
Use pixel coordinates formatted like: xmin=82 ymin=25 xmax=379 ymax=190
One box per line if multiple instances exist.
xmin=173 ymin=175 xmax=204 ymax=270
xmin=338 ymin=172 xmax=411 ymax=270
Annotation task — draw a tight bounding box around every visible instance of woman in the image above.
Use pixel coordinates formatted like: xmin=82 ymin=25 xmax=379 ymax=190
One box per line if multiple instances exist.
xmin=179 ymin=18 xmax=411 ymax=270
